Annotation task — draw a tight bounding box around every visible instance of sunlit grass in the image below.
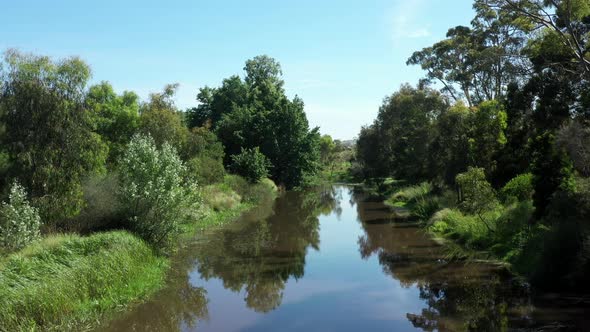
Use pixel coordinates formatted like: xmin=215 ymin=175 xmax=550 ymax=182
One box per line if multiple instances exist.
xmin=0 ymin=231 xmax=167 ymax=331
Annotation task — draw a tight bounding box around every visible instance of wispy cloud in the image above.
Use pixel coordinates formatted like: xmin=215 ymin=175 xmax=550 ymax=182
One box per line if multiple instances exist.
xmin=390 ymin=0 xmax=432 ymax=40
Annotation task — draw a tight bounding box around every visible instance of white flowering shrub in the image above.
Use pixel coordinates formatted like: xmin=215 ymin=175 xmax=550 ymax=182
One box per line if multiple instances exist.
xmin=0 ymin=182 xmax=41 ymax=250
xmin=118 ymin=134 xmax=199 ymax=247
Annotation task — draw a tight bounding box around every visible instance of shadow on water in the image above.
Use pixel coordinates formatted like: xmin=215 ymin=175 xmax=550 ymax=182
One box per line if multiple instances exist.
xmin=96 ymin=186 xmax=590 ymax=332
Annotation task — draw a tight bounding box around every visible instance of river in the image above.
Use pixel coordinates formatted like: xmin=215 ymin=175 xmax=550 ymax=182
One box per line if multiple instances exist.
xmin=96 ymin=186 xmax=590 ymax=331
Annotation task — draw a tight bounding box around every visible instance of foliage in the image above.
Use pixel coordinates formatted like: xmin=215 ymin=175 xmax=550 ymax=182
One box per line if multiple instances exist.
xmin=356 ymin=85 xmax=448 ymax=181
xmin=388 ymin=182 xmax=432 ymax=204
xmin=468 ymin=100 xmax=508 ymax=174
xmin=429 ymin=208 xmax=493 ymax=250
xmin=0 ymin=182 xmax=41 ymax=251
xmin=66 ymin=173 xmax=123 ymax=233
xmin=530 ymin=132 xmax=576 ymax=218
xmin=197 ymin=55 xmax=320 ymax=188
xmin=319 ymin=134 xmax=336 ymax=165
xmin=187 ymin=156 xmax=225 ymax=186
xmin=201 ymin=184 xmax=242 ymax=212
xmin=429 ymin=102 xmax=472 ymax=185
xmin=0 ymin=231 xmax=166 ymax=331
xmin=0 ymin=50 xmax=108 ymax=223
xmin=139 ymin=84 xmax=189 ymax=154
xmin=557 ymin=119 xmax=590 ymax=176
xmin=230 ymin=147 xmax=270 ymax=183
xmin=456 ymin=167 xmax=499 ymax=232
xmin=86 ymin=81 xmax=140 ymax=164
xmin=385 ymin=183 xmax=443 ymax=221
xmin=184 ymin=127 xmax=226 ymax=185
xmin=500 ymin=173 xmax=533 ymax=203
xmin=118 ymin=134 xmax=199 ymax=247
xmin=183 ymin=126 xmax=224 ymax=160
xmin=222 ymin=175 xmax=278 ymax=204
xmin=355 ymin=0 xmax=590 ymax=290
xmin=407 ymin=0 xmax=530 ymax=105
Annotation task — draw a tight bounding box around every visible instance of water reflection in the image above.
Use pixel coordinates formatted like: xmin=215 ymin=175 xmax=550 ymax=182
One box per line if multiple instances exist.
xmin=96 ymin=186 xmax=589 ymax=332
xmin=350 ymin=189 xmax=586 ymax=331
xmin=194 ymin=187 xmax=340 ymax=313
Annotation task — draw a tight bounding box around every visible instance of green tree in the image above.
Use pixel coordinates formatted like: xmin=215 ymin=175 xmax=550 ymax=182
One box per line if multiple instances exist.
xmin=468 ymin=100 xmax=508 ymax=175
xmin=429 ymin=102 xmax=472 ymax=185
xmin=408 ymin=0 xmax=531 ymax=106
xmin=319 ymin=135 xmax=336 ymax=166
xmin=139 ymin=83 xmax=189 ymax=154
xmin=530 ymin=132 xmax=575 ymax=219
xmin=456 ymin=167 xmax=499 ymax=231
xmin=357 ymin=84 xmax=447 ymax=182
xmin=0 ymin=50 xmax=107 ymax=223
xmin=201 ymin=55 xmax=320 ymax=188
xmin=489 ymin=0 xmax=590 ymax=79
xmin=185 ymin=127 xmax=226 ymax=185
xmin=86 ymin=81 xmax=140 ymax=164
xmin=356 ymin=125 xmax=387 ymax=179
xmin=187 ymin=76 xmax=248 ymax=129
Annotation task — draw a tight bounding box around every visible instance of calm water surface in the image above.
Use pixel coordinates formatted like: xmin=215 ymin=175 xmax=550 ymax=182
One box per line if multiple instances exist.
xmin=97 ymin=186 xmax=590 ymax=331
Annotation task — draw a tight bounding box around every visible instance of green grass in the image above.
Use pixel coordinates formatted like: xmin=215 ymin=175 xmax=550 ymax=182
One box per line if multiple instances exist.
xmin=0 ymin=231 xmax=167 ymax=331
xmin=384 ymin=182 xmax=446 ymax=220
xmin=0 ymin=175 xmax=279 ymax=331
xmin=386 ymin=182 xmax=432 ymax=204
xmin=179 ymin=176 xmax=278 ymax=240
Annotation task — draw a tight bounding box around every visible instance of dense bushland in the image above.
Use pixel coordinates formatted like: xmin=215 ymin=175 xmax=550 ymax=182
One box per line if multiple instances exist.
xmin=0 ymin=49 xmax=312 ymax=330
xmin=355 ymin=0 xmax=590 ymax=290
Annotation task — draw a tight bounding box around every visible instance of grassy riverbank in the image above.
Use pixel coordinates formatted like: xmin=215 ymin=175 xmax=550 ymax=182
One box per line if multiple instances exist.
xmin=376 ymin=175 xmax=590 ymax=290
xmin=0 ymin=231 xmax=166 ymax=331
xmin=0 ymin=175 xmax=277 ymax=331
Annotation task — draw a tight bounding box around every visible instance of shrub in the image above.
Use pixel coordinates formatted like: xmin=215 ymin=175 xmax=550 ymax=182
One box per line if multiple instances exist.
xmin=0 ymin=182 xmax=41 ymax=251
xmin=230 ymin=147 xmax=270 ymax=183
xmin=188 ymin=155 xmax=225 ymax=185
xmin=456 ymin=167 xmax=499 ymax=214
xmin=413 ymin=196 xmax=441 ymax=221
xmin=430 ymin=220 xmax=449 ymax=234
xmin=201 ymin=185 xmax=241 ymax=211
xmin=434 ymin=208 xmax=492 ymax=249
xmin=118 ymin=134 xmax=199 ymax=247
xmin=456 ymin=167 xmax=499 ymax=232
xmin=501 ymin=173 xmax=533 ymax=203
xmin=222 ymin=175 xmax=278 ymax=204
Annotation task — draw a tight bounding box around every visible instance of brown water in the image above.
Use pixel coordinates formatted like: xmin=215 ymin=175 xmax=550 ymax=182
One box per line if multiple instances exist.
xmin=96 ymin=186 xmax=590 ymax=331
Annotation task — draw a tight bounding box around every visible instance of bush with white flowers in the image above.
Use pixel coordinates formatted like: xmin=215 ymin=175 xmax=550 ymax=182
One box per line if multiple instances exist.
xmin=0 ymin=182 xmax=41 ymax=250
xmin=118 ymin=134 xmax=199 ymax=247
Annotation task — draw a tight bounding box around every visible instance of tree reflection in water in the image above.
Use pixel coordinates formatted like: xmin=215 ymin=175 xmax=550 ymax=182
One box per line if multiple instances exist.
xmin=351 ymin=189 xmax=532 ymax=332
xmin=194 ymin=186 xmax=341 ymax=313
xmin=98 ymin=186 xmax=588 ymax=331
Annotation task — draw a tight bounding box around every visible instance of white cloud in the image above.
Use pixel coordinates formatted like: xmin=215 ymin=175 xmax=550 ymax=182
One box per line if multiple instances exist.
xmin=390 ymin=0 xmax=432 ymax=40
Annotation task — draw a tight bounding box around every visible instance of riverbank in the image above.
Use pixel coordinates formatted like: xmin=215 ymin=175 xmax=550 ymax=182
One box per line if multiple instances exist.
xmin=0 ymin=175 xmax=278 ymax=331
xmin=373 ymin=177 xmax=590 ymax=291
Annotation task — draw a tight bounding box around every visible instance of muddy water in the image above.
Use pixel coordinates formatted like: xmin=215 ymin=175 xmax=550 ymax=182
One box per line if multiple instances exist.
xmin=96 ymin=186 xmax=590 ymax=331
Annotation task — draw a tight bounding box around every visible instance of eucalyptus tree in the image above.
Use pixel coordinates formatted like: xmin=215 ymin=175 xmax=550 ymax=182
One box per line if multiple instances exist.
xmin=407 ymin=0 xmax=532 ymax=106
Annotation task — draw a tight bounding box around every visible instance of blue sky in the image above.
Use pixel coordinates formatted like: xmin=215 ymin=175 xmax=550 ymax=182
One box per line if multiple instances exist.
xmin=1 ymin=0 xmax=474 ymax=140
